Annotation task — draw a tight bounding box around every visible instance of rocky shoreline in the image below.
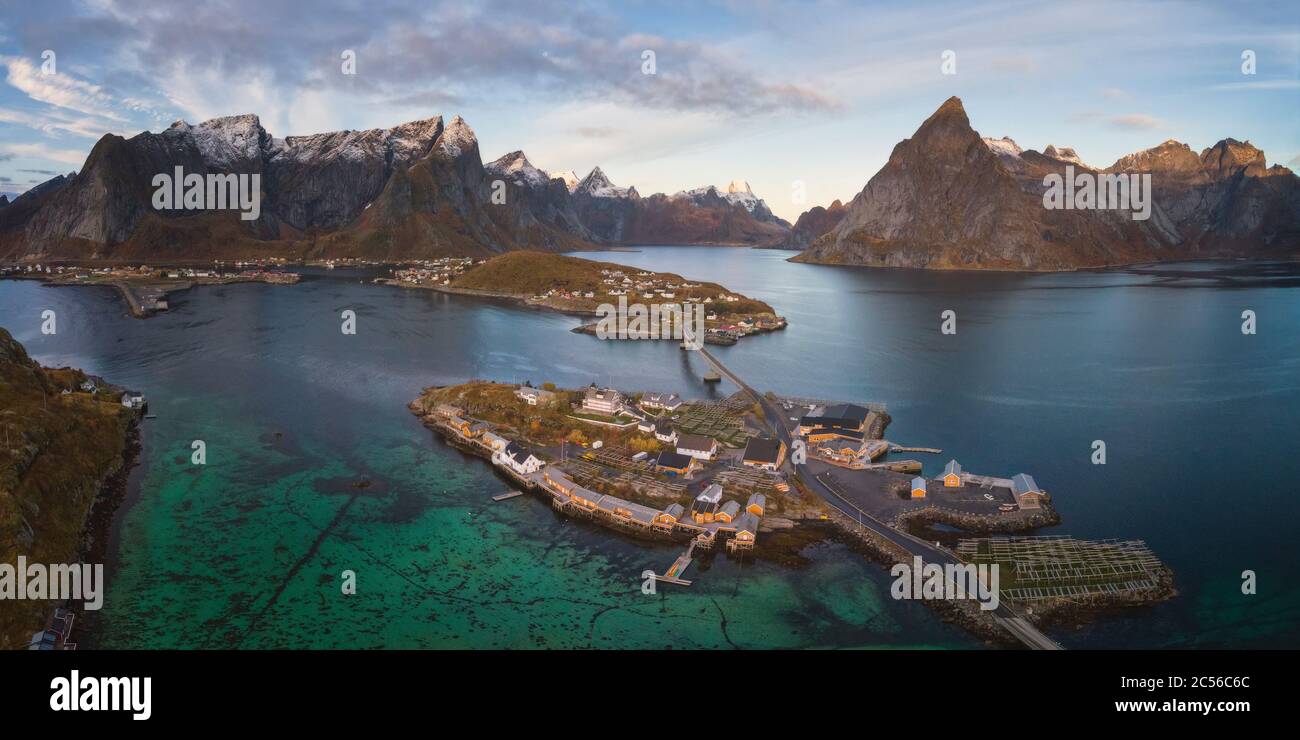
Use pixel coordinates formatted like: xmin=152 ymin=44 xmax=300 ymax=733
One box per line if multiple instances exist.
xmin=69 ymin=420 xmax=142 ymax=648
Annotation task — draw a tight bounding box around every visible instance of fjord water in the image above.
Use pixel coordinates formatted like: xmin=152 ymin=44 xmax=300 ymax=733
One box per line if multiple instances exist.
xmin=2 ymin=249 xmax=1297 ymax=648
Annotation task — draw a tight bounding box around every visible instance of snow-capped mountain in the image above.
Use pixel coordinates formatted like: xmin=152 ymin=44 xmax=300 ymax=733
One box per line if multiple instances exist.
xmin=551 ymin=170 xmax=580 ymax=192
xmin=1042 ymin=144 xmax=1090 ymax=169
xmin=573 ymin=167 xmax=638 ymax=198
xmin=485 ymin=151 xmax=552 ymax=189
xmin=673 ymin=181 xmax=787 ymax=226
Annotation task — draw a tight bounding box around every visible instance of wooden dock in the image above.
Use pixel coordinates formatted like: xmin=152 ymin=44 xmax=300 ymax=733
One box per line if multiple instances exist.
xmin=492 ymin=490 xmax=526 ymax=502
xmin=888 ymin=443 xmax=942 ymax=454
xmin=652 ymin=539 xmax=699 ymax=586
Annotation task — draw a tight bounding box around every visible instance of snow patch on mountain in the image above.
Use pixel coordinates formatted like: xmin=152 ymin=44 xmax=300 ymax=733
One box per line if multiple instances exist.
xmin=552 ymin=170 xmax=580 ymax=192
xmin=1042 ymin=144 xmax=1091 ymax=169
xmin=575 ymin=167 xmax=636 ymax=198
xmin=982 ymin=136 xmax=1023 ymax=159
xmin=674 ymin=183 xmax=764 ymax=213
xmin=437 ymin=115 xmax=477 ymax=158
xmin=486 ymin=151 xmax=550 ymax=188
xmin=170 ymin=114 xmax=267 ymax=169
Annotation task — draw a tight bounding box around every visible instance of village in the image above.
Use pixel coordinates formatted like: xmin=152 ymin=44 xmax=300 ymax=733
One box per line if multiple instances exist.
xmin=385 ymin=252 xmax=788 ymax=345
xmin=2 ymin=261 xmax=300 ymax=317
xmin=410 ymin=378 xmax=1068 ymax=588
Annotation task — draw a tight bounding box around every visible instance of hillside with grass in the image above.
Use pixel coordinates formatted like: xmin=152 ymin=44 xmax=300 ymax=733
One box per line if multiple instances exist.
xmin=448 ymin=251 xmax=776 ymax=316
xmin=0 ymin=328 xmax=136 ymax=648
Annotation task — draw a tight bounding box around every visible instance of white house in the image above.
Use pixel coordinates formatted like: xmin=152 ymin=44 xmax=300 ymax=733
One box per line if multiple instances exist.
xmin=515 ymin=386 xmax=555 ymax=406
xmin=640 ymin=392 xmax=682 ymax=412
xmin=654 ymin=423 xmax=678 ymax=444
xmin=676 ymin=433 xmax=718 ymax=461
xmin=120 ymin=391 xmax=146 ymax=409
xmin=494 ymin=442 xmax=545 ymax=476
xmin=582 ymin=386 xmax=624 ymax=415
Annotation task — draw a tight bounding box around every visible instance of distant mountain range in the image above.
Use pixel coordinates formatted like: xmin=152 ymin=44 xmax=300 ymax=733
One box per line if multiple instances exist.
xmin=792 ymin=97 xmax=1299 ymax=269
xmin=3 ymin=98 xmax=1296 ymax=268
xmin=0 ymin=114 xmax=788 ymax=262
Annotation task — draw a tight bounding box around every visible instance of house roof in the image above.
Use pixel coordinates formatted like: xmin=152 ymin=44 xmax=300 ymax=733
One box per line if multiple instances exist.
xmin=746 ymin=492 xmax=766 ymax=509
xmin=656 ymin=450 xmax=693 ymax=470
xmin=944 ymin=459 xmax=963 ymax=477
xmin=1011 ymin=473 xmax=1040 ymax=496
xmin=676 ymin=433 xmax=717 ymax=453
xmin=690 ymin=498 xmax=719 ymax=515
xmin=663 ymin=503 xmax=685 ymax=519
xmin=733 ymin=512 xmax=759 ymax=535
xmin=743 ymin=436 xmax=782 ymax=464
xmin=912 ymin=476 xmax=927 ymax=490
xmin=696 ymin=483 xmax=723 ymax=504
xmin=503 ymin=441 xmax=538 ymax=462
xmin=719 ymin=500 xmax=741 ymax=518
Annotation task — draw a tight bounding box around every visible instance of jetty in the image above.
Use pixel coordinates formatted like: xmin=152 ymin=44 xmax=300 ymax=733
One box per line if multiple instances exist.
xmin=888 ymin=443 xmax=942 ymax=454
xmin=652 ymin=538 xmax=700 ymax=586
xmin=492 ymin=490 xmax=525 ymax=502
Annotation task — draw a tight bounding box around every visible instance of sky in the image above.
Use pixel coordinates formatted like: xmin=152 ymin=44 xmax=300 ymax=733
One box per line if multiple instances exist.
xmin=0 ymin=0 xmax=1297 ymax=220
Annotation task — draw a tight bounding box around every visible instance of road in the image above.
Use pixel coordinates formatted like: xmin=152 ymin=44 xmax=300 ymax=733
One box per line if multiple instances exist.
xmin=695 ymin=346 xmax=1064 ymax=650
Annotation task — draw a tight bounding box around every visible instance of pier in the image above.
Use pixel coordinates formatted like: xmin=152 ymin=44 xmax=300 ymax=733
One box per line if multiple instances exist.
xmin=653 ymin=538 xmax=701 ymax=586
xmin=888 ymin=443 xmax=942 ymax=454
xmin=492 ymin=490 xmax=525 ymax=502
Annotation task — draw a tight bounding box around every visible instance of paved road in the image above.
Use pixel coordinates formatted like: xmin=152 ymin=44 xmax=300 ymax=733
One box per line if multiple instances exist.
xmin=695 ymin=347 xmax=1064 ymax=651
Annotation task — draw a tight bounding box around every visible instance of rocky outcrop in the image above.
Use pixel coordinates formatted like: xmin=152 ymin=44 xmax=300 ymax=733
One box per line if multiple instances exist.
xmin=776 ymin=199 xmax=847 ymax=249
xmin=795 ymin=97 xmax=1300 ymax=270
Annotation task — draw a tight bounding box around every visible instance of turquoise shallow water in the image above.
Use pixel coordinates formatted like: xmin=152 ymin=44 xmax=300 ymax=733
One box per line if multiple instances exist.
xmin=3 ymin=250 xmax=1298 ymax=648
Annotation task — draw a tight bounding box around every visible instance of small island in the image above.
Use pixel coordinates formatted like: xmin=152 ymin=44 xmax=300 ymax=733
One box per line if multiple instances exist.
xmin=412 ymin=377 xmax=1174 ymax=645
xmin=382 ymin=251 xmax=787 ymax=344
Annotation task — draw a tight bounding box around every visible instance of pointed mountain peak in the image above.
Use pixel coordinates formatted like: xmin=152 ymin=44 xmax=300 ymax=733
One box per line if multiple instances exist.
xmin=485 ymin=150 xmax=549 ymax=188
xmin=936 ymin=96 xmax=966 ymax=115
xmin=552 ymin=170 xmax=580 ymax=192
xmin=575 ymin=167 xmax=634 ymax=198
xmin=903 ymin=96 xmax=981 ymax=158
xmin=725 ymin=179 xmax=753 ymax=195
xmin=436 ymin=115 xmax=478 ymax=157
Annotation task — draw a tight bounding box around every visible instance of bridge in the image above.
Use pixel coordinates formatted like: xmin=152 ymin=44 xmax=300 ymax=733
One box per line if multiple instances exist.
xmin=694 ymin=346 xmax=1064 ymax=651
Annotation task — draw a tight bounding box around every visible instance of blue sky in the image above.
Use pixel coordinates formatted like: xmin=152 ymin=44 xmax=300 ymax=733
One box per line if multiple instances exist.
xmin=1 ymin=0 xmax=1297 ymax=220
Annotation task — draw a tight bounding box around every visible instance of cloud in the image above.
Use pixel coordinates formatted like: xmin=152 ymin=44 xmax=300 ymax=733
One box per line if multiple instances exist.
xmin=0 ymin=152 xmax=13 ymax=161
xmin=4 ymin=142 xmax=86 ymax=166
xmin=2 ymin=56 xmax=125 ymax=121
xmin=1111 ymin=114 xmax=1162 ymax=130
xmin=30 ymin=0 xmax=838 ymax=125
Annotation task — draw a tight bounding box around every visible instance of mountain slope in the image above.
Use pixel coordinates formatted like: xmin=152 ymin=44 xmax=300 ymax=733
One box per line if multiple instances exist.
xmin=0 ymin=115 xmax=596 ymax=261
xmin=0 ymin=328 xmax=135 ymax=648
xmin=795 ymin=97 xmax=1299 ymax=269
